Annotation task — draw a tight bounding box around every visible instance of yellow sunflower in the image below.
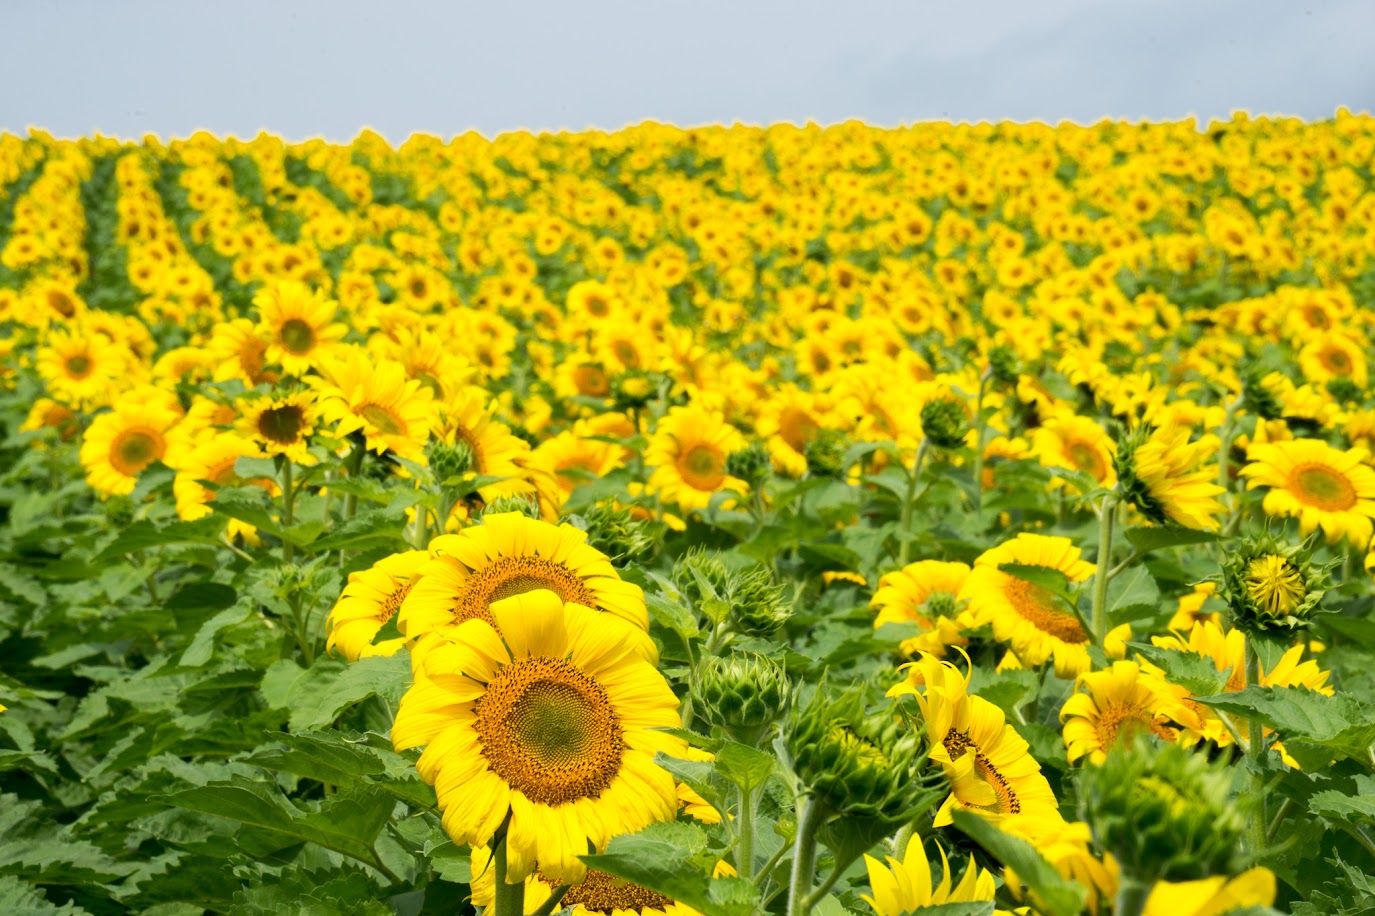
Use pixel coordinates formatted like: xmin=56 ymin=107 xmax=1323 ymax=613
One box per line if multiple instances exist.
xmin=326 ymin=550 xmax=428 ymax=661
xmin=1298 ymin=333 xmax=1367 ymax=388
xmin=529 ymin=429 xmax=625 ymax=503
xmin=314 ymin=348 xmax=437 ymax=462
xmin=392 ymin=589 xmax=684 ymax=883
xmin=960 ymin=534 xmax=1096 ymax=678
xmin=870 ymin=560 xmax=974 ymax=658
xmin=889 ymin=654 xmax=1060 ymax=826
xmin=1121 ymin=423 xmax=1226 ymax=531
xmin=863 ymin=839 xmax=999 ymax=916
xmin=398 ymin=512 xmax=647 ymax=641
xmin=1060 ymin=661 xmax=1194 ymax=765
xmin=1168 ymin=581 xmax=1222 ymax=632
xmin=207 ymin=317 xmax=276 ymax=386
xmin=36 ymin=326 xmax=126 ymax=410
xmin=646 ymin=405 xmax=746 ymax=511
xmin=469 ymin=845 xmax=708 ymax=916
xmin=254 ymin=280 xmax=347 ymax=376
xmin=1241 ymin=439 xmax=1375 ymax=547
xmin=235 ymin=390 xmax=318 ymax=465
xmin=1142 ymin=867 xmax=1276 ymax=916
xmin=1032 ymin=411 xmax=1116 ymax=489
xmin=754 ymin=384 xmax=828 ymax=478
xmin=80 ymin=396 xmax=183 ymax=497
xmin=171 ymin=431 xmax=272 ymax=542
xmin=432 ymin=384 xmax=538 ymax=520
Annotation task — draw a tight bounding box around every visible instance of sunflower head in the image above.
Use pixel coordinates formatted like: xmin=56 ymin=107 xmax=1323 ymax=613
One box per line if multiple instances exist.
xmin=569 ymin=501 xmax=661 ymax=564
xmin=671 ymin=547 xmax=732 ymax=615
xmin=803 ymin=428 xmax=849 ymax=479
xmin=987 ymin=344 xmax=1021 ymax=386
xmin=694 ymin=651 xmax=790 ymax=746
xmin=1078 ymin=736 xmax=1244 ymax=884
xmin=920 ymin=398 xmax=971 ymax=451
xmin=1220 ymin=531 xmax=1332 ymax=634
xmin=612 ymin=370 xmax=657 ymax=410
xmin=725 ymin=439 xmax=772 ymax=490
xmin=1114 ymin=424 xmax=1170 ymax=524
xmin=427 ymin=438 xmax=476 ymax=484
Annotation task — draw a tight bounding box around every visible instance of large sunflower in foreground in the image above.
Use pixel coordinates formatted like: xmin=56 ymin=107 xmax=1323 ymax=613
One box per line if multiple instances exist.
xmin=863 ymin=839 xmax=999 ymax=916
xmin=1240 ymin=439 xmax=1375 ymax=547
xmin=960 ymin=533 xmax=1096 ymax=678
xmin=326 ymin=550 xmax=428 ymax=661
xmin=397 ymin=512 xmax=647 ymax=641
xmin=889 ymin=654 xmax=1059 ymax=826
xmin=254 ymin=280 xmax=347 ymax=376
xmin=80 ymin=396 xmax=183 ymax=497
xmin=393 ymin=589 xmax=684 ymax=883
xmin=870 ymin=560 xmax=973 ymax=658
xmin=646 ymin=405 xmax=746 ymax=511
xmin=314 ymin=348 xmax=437 ymax=461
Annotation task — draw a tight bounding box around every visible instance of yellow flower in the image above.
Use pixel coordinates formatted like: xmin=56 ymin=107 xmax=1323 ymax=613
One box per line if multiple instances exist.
xmin=314 ymin=348 xmax=436 ymax=461
xmin=1060 ymin=661 xmax=1193 ymax=764
xmin=80 ymin=395 xmax=183 ymax=497
xmin=862 ymin=839 xmax=998 ymax=916
xmin=392 ymin=589 xmax=684 ymax=884
xmin=1142 ymin=867 xmax=1276 ymax=916
xmin=1241 ymin=439 xmax=1375 ymax=547
xmin=1032 ymin=411 xmax=1117 ymax=489
xmin=1121 ymin=424 xmax=1226 ymax=531
xmin=870 ymin=560 xmax=973 ymax=658
xmin=254 ymin=280 xmax=347 ymax=376
xmin=36 ymin=326 xmax=127 ymax=410
xmin=326 ymin=550 xmax=428 ymax=661
xmin=646 ymin=405 xmax=746 ymax=511
xmin=236 ymin=390 xmax=319 ymax=465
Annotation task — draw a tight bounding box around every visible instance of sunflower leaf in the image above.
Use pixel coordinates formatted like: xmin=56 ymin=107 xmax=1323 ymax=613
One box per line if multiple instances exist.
xmin=997 ymin=563 xmax=1077 ymax=603
xmin=950 ymin=809 xmax=1087 ymax=916
xmin=1124 ymin=526 xmax=1221 ymax=553
xmin=1128 ymin=642 xmax=1233 ymax=696
xmin=1193 ymin=685 xmax=1375 ymax=766
xmin=581 ymin=827 xmax=757 ymax=916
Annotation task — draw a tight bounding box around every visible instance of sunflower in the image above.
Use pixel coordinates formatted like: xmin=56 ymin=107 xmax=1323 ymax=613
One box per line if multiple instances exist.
xmin=236 ymin=390 xmax=318 ymax=465
xmin=889 ymin=654 xmax=1060 ymax=825
xmin=1142 ymin=867 xmax=1276 ymax=916
xmin=254 ymin=280 xmax=347 ymax=376
xmin=80 ymin=396 xmax=183 ymax=497
xmin=960 ymin=534 xmax=1096 ymax=678
xmin=171 ymin=431 xmax=272 ymax=542
xmin=398 ymin=512 xmax=646 ymax=642
xmin=468 ymin=845 xmax=708 ymax=916
xmin=314 ymin=348 xmax=437 ymax=462
xmin=754 ymin=384 xmax=828 ymax=478
xmin=36 ymin=326 xmax=126 ymax=410
xmin=1032 ymin=411 xmax=1116 ymax=489
xmin=1241 ymin=439 xmax=1375 ymax=547
xmin=392 ymin=589 xmax=684 ymax=883
xmin=870 ymin=560 xmax=974 ymax=658
xmin=863 ymin=839 xmax=999 ymax=916
xmin=432 ymin=384 xmax=538 ymax=518
xmin=1167 ymin=581 xmax=1222 ymax=631
xmin=1060 ymin=661 xmax=1193 ymax=765
xmin=207 ymin=317 xmax=276 ymax=386
xmin=20 ymin=398 xmax=80 ymax=441
xmin=1116 ymin=423 xmax=1226 ymax=531
xmin=1298 ymin=333 xmax=1367 ymax=388
xmin=326 ymin=550 xmax=428 ymax=661
xmin=646 ymin=405 xmax=746 ymax=511
xmin=529 ymin=429 xmax=625 ymax=502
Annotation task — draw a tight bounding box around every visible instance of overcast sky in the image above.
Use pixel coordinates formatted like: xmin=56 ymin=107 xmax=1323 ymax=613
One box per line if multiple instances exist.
xmin=3 ymin=0 xmax=1372 ymax=142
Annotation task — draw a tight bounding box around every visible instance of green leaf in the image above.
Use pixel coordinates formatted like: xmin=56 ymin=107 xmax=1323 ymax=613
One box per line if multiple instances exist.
xmin=1106 ymin=565 xmax=1160 ymax=615
xmin=997 ymin=563 xmax=1076 ymax=604
xmin=908 ymin=903 xmax=995 ymax=916
xmin=950 ymin=809 xmax=1087 ymax=916
xmin=309 ymin=509 xmax=407 ymax=553
xmin=0 ymin=875 xmax=92 ymax=914
xmin=581 ymin=825 xmax=755 ymax=916
xmin=93 ymin=515 xmax=227 ymax=562
xmin=1308 ymin=787 xmax=1375 ymax=825
xmin=653 ymin=753 xmax=730 ymax=819
xmin=1194 ymin=685 xmax=1375 ymax=766
xmin=180 ymin=602 xmax=256 ymax=668
xmin=712 ymin=741 xmax=776 ymax=793
xmin=1128 ymin=642 xmax=1232 ymax=696
xmin=246 ymin=732 xmax=387 ymax=786
xmin=211 ymin=487 xmax=284 ymax=537
xmin=971 ymin=669 xmax=1040 ymax=716
xmin=261 ymin=654 xmax=410 ymax=731
xmin=1124 ymin=526 xmax=1220 ymax=554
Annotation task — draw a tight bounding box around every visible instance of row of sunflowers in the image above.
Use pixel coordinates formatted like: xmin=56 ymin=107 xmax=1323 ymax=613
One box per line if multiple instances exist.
xmin=2 ymin=113 xmax=1375 ymax=915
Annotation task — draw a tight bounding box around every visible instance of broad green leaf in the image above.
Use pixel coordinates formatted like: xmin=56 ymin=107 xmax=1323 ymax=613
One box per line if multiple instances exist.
xmin=950 ymin=809 xmax=1087 ymax=916
xmin=1307 ymin=788 xmax=1375 ymax=825
xmin=971 ymin=669 xmax=1040 ymax=716
xmin=93 ymin=515 xmax=228 ymax=562
xmin=180 ymin=602 xmax=256 ymax=668
xmin=0 ymin=875 xmax=92 ymax=914
xmin=713 ymin=741 xmax=776 ymax=792
xmin=1128 ymin=642 xmax=1232 ymax=696
xmin=653 ymin=753 xmax=730 ymax=819
xmin=909 ymin=903 xmax=995 ymax=916
xmin=246 ymin=732 xmax=387 ymax=785
xmin=1106 ymin=565 xmax=1160 ymax=614
xmin=1124 ymin=526 xmax=1220 ymax=553
xmin=1194 ymin=686 xmax=1375 ymax=766
xmin=998 ymin=563 xmax=1076 ymax=604
xmin=308 ymin=509 xmax=408 ymax=553
xmin=261 ymin=654 xmax=410 ymax=731
xmin=581 ymin=825 xmax=755 ymax=916
xmin=211 ymin=487 xmax=284 ymax=537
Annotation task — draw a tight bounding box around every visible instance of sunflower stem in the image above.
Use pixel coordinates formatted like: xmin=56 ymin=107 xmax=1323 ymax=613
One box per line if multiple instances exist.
xmin=1245 ymin=638 xmax=1267 ymax=856
xmin=1089 ymin=489 xmax=1119 ymax=648
xmin=897 ymin=441 xmax=929 ymax=567
xmin=280 ymin=457 xmax=296 ymax=564
xmin=971 ymin=369 xmax=990 ymax=524
xmin=736 ymin=783 xmax=757 ymax=879
xmin=891 ymin=820 xmax=917 ymax=858
xmin=1113 ymin=875 xmax=1153 ymax=916
xmin=493 ymin=835 xmax=523 ymax=916
xmin=786 ymin=796 xmax=825 ymax=916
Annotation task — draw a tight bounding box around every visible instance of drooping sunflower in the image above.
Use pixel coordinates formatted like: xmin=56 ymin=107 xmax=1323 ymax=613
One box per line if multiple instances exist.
xmin=1240 ymin=439 xmax=1375 ymax=547
xmin=889 ymin=654 xmax=1060 ymax=826
xmin=870 ymin=560 xmax=974 ymax=658
xmin=1060 ymin=661 xmax=1194 ymax=765
xmin=80 ymin=396 xmax=183 ymax=497
xmin=432 ymin=384 xmax=538 ymax=518
xmin=314 ymin=348 xmax=437 ymax=462
xmin=960 ymin=534 xmax=1096 ymax=678
xmin=863 ymin=839 xmax=998 ymax=916
xmin=393 ymin=589 xmax=684 ymax=883
xmin=398 ymin=512 xmax=646 ymax=641
xmin=1116 ymin=423 xmax=1226 ymax=531
xmin=254 ymin=280 xmax=347 ymax=376
xmin=326 ymin=550 xmax=428 ymax=661
xmin=646 ymin=405 xmax=746 ymax=511
xmin=235 ymin=390 xmax=319 ymax=465
xmin=1032 ymin=411 xmax=1117 ymax=489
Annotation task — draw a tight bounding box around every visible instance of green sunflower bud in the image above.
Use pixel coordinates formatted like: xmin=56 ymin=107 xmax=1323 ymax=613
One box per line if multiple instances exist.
xmin=477 ymin=493 xmax=542 ymax=520
xmin=1079 ymin=737 xmax=1245 ymax=884
xmin=694 ymin=652 xmax=790 ymax=746
xmin=612 ymin=371 xmax=657 ymax=411
xmin=728 ymin=564 xmax=791 ymax=636
xmin=572 ymin=501 xmax=660 ymax=564
xmin=919 ymin=398 xmax=970 ymax=450
xmin=672 ymin=547 xmax=731 ymax=611
xmin=1220 ymin=532 xmax=1332 ymax=635
xmin=103 ymin=494 xmax=136 ymax=529
xmin=1240 ymin=364 xmax=1283 ymax=421
xmin=725 ymin=440 xmax=772 ymax=490
xmin=988 ymin=344 xmax=1021 ymax=386
xmin=427 ymin=439 xmax=475 ymax=484
xmin=786 ymin=687 xmax=939 ymax=822
xmin=803 ymin=428 xmax=848 ymax=479
xmin=1325 ymin=376 xmax=1363 ymax=406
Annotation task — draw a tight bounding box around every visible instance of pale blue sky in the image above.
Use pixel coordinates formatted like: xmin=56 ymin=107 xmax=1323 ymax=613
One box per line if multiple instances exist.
xmin=3 ymin=0 xmax=1372 ymax=141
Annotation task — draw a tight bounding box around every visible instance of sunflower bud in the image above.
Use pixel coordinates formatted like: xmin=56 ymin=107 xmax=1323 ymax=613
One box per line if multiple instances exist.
xmin=694 ymin=652 xmax=790 ymax=746
xmin=672 ymin=547 xmax=731 ymax=613
xmin=803 ymin=428 xmax=848 ymax=479
xmin=427 ymin=439 xmax=475 ymax=484
xmin=728 ymin=564 xmax=791 ymax=636
xmin=104 ymin=494 xmax=136 ymax=528
xmin=1220 ymin=532 xmax=1331 ymax=634
xmin=920 ymin=398 xmax=970 ymax=451
xmin=786 ymin=688 xmax=938 ymax=822
xmin=612 ymin=371 xmax=657 ymax=411
xmin=478 ymin=493 xmax=542 ymax=520
xmin=1240 ymin=365 xmax=1283 ymax=421
xmin=988 ymin=345 xmax=1021 ymax=386
xmin=574 ymin=501 xmax=660 ymax=564
xmin=725 ymin=440 xmax=772 ymax=490
xmin=1079 ymin=737 xmax=1244 ymax=884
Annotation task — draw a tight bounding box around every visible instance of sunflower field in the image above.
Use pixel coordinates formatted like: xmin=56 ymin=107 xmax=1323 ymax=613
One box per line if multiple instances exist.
xmin=2 ymin=114 xmax=1375 ymax=916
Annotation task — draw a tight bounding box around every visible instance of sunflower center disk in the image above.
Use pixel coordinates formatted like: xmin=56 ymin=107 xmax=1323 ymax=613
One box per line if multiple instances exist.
xmin=258 ymin=405 xmax=305 ymax=444
xmin=457 ymin=557 xmax=599 ymax=625
xmin=1002 ymin=576 xmax=1089 ymax=644
xmin=65 ymin=355 xmax=93 ymax=378
xmin=556 ymin=869 xmax=674 ymax=914
xmin=1291 ymin=464 xmax=1357 ymax=511
xmin=113 ymin=431 xmax=160 ymax=476
xmin=476 ymin=656 xmax=623 ymax=806
xmin=280 ymin=318 xmax=317 ymax=354
xmin=679 ymin=444 xmax=725 ymax=490
xmin=361 ymin=404 xmax=404 ymax=436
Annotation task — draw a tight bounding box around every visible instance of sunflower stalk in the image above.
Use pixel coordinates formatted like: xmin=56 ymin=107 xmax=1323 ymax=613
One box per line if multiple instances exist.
xmin=279 ymin=456 xmax=296 ymax=564
xmin=1089 ymin=488 xmax=1119 ymax=647
xmin=1245 ymin=638 xmax=1266 ymax=856
xmin=492 ymin=835 xmax=523 ymax=916
xmin=1113 ymin=875 xmax=1153 ymax=916
xmin=528 ymin=884 xmax=572 ymax=916
xmin=736 ymin=783 xmax=758 ymax=879
xmin=897 ymin=441 xmax=929 ymax=567
xmin=786 ymin=796 xmax=827 ymax=916
xmin=970 ymin=368 xmax=991 ymax=524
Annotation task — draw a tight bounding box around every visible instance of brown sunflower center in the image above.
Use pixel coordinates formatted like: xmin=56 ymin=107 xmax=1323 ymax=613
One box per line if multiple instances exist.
xmin=380 ymin=581 xmax=415 ymax=623
xmin=1093 ymin=701 xmax=1173 ymax=753
xmin=454 ymin=556 xmax=599 ymax=626
xmin=258 ymin=405 xmax=305 ymax=444
xmin=574 ymin=364 xmax=610 ymax=397
xmin=1319 ymin=347 xmax=1352 ymax=375
xmin=613 ymin=340 xmax=639 ymax=368
xmin=65 ymin=354 xmax=93 ymax=379
xmin=1001 ymin=575 xmax=1089 ymax=644
xmin=780 ymin=407 xmax=819 ymax=453
xmin=943 ymin=728 xmax=1020 ymax=815
xmin=557 ymin=869 xmax=674 ymax=914
xmin=111 ymin=430 xmax=162 ymax=477
xmin=474 ymin=656 xmax=623 ymax=805
xmin=361 ymin=404 xmax=404 ymax=437
xmin=678 ymin=444 xmax=725 ymax=491
xmin=1067 ymin=440 xmax=1104 ymax=479
xmin=1290 ymin=463 xmax=1357 ymax=511
xmin=279 ymin=318 xmax=316 ymax=355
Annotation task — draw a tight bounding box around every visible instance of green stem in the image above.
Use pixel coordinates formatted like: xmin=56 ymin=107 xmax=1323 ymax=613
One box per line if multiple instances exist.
xmin=891 ymin=821 xmax=917 ymax=858
xmin=528 ymin=885 xmax=572 ymax=916
xmin=493 ymin=835 xmax=524 ymax=916
xmin=736 ymin=784 xmax=757 ymax=879
xmin=787 ymin=797 xmax=825 ymax=916
xmin=802 ymin=861 xmax=849 ymax=910
xmin=343 ymin=442 xmax=365 ymax=521
xmin=897 ymin=441 xmax=929 ymax=567
xmin=971 ymin=370 xmax=990 ymax=523
xmin=1216 ymin=394 xmax=1240 ymax=513
xmin=1246 ymin=638 xmax=1266 ymax=856
xmin=752 ymin=485 xmax=767 ymax=536
xmin=1113 ymin=875 xmax=1153 ymax=916
xmin=1267 ymin=797 xmax=1293 ymax=840
xmin=280 ymin=458 xmax=296 ymax=564
xmin=1090 ymin=490 xmax=1119 ymax=647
